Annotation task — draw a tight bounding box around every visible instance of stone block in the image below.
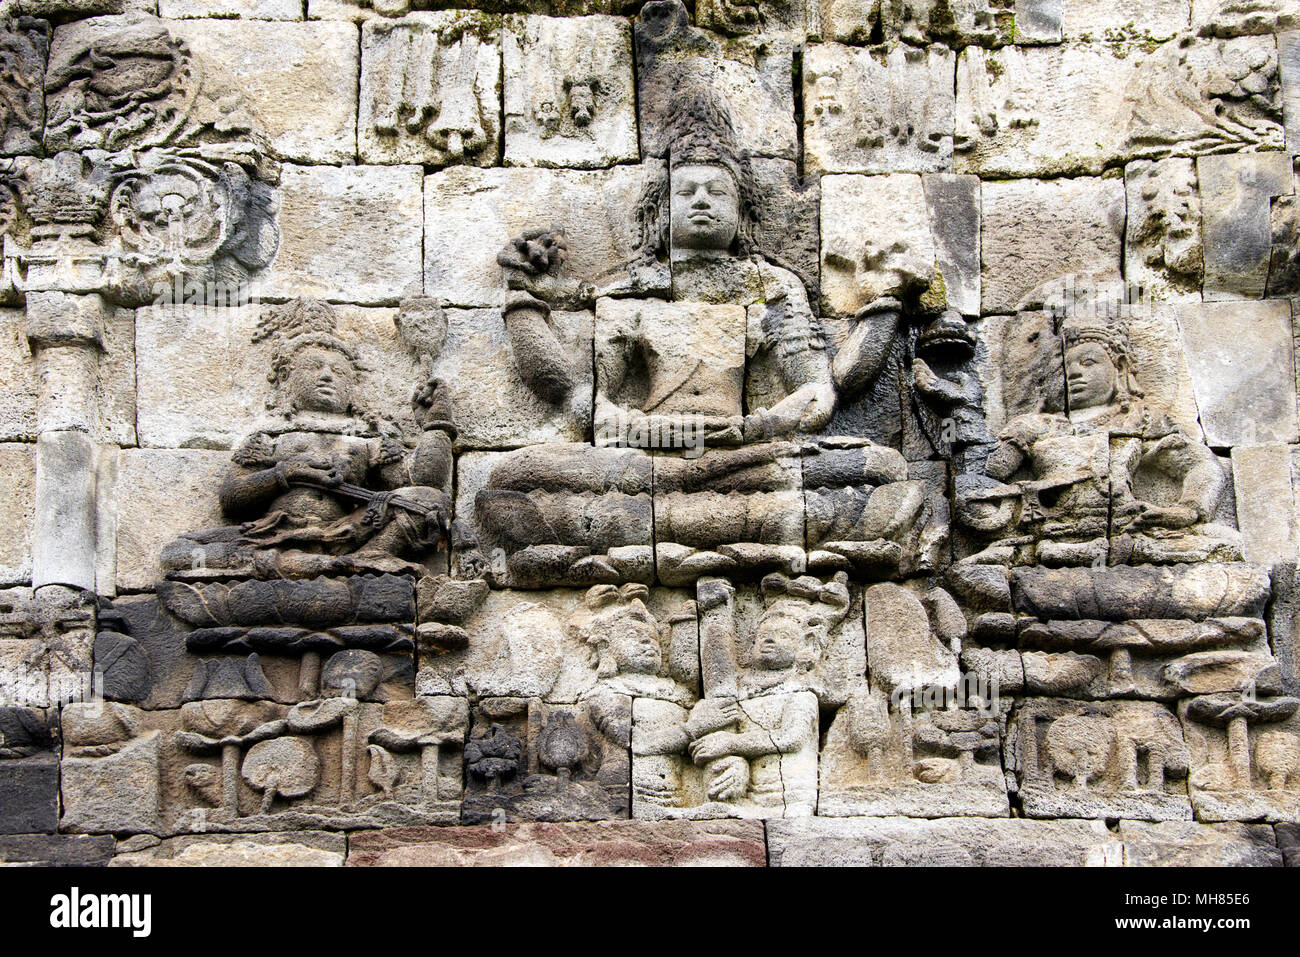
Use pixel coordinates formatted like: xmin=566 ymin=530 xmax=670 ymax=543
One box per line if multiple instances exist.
xmin=1177 ymin=300 xmax=1299 ymax=446
xmin=115 ymin=449 xmax=228 ymax=592
xmin=159 ymin=0 xmax=302 ymax=17
xmin=346 ymin=819 xmax=766 ymax=866
xmin=1199 ymin=152 xmax=1293 ymax=301
xmin=503 ymin=14 xmax=638 ymax=169
xmin=257 ymin=164 xmax=425 ymax=305
xmin=1125 ymin=158 xmax=1204 ymax=304
xmin=423 ymin=165 xmax=646 ymax=308
xmin=111 ymin=831 xmax=346 ymax=866
xmin=434 ymin=308 xmax=592 ymax=450
xmin=0 ymin=443 xmax=34 ymax=586
xmin=1118 ymin=820 xmax=1282 ymax=865
xmin=767 ymin=816 xmax=1122 ymax=866
xmin=0 ymin=308 xmax=36 ymax=442
xmin=980 ymin=176 xmax=1124 ymax=315
xmin=0 ymin=833 xmax=115 ymax=866
xmin=1231 ymin=445 xmax=1298 ymax=564
xmin=359 ymin=12 xmax=500 ymax=167
xmin=1061 ymin=0 xmax=1190 ymax=39
xmin=50 ymin=16 xmax=357 ymax=165
xmin=804 ymin=42 xmax=954 ymax=175
xmin=0 ymin=756 xmax=59 ymax=834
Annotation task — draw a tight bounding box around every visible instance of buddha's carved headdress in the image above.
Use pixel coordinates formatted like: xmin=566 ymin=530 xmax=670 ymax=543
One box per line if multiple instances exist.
xmin=636 ymin=82 xmax=761 ymax=259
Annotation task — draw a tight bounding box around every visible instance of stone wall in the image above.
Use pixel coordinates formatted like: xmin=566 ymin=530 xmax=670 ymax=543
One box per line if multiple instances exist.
xmin=3 ymin=0 xmax=1300 ymax=867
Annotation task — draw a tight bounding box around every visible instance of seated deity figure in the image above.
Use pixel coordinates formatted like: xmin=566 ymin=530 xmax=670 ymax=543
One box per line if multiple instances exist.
xmin=162 ymin=298 xmax=456 ymax=580
xmin=956 ymin=316 xmax=1242 ymax=566
xmin=476 ymin=86 xmax=924 ymax=587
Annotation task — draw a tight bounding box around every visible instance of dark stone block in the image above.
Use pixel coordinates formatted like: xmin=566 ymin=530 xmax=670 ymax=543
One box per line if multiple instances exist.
xmin=0 ymin=755 xmax=58 ymax=834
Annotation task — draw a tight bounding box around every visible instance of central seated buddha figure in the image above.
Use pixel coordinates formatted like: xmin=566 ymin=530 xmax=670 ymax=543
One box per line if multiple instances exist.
xmin=475 ymin=88 xmax=927 ymax=588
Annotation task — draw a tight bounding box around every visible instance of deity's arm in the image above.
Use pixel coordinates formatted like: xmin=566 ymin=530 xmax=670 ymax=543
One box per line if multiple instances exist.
xmin=756 ymin=273 xmax=834 ymax=434
xmin=1142 ymin=428 xmax=1226 ymax=521
xmin=830 ymin=297 xmax=903 ymax=402
xmin=219 ymin=435 xmax=293 ymax=518
xmin=502 ymin=292 xmax=582 ymax=405
xmin=724 ymin=699 xmax=812 ymax=758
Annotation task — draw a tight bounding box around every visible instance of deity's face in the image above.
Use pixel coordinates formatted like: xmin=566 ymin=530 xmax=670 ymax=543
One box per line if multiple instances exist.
xmin=595 ymin=602 xmax=662 ymax=675
xmin=753 ymin=612 xmax=802 ymax=671
xmin=669 ymin=163 xmax=740 ymax=253
xmin=287 ymin=345 xmax=356 ymax=415
xmin=1065 ymin=341 xmax=1118 ymax=411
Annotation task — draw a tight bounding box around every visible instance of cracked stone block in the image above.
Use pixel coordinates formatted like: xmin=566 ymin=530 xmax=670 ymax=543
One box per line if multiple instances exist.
xmin=424 ymin=165 xmax=646 ymax=308
xmin=111 ymin=831 xmax=347 ymax=866
xmin=1177 ymin=299 xmax=1299 ymax=446
xmin=346 ymin=819 xmax=766 ymax=865
xmin=767 ymin=816 xmax=1123 ymax=866
xmin=136 ymin=303 xmax=419 ymax=450
xmin=804 ymin=42 xmax=954 ymax=175
xmin=1124 ymin=305 xmax=1205 ymax=440
xmin=115 ymin=449 xmax=228 ymax=592
xmin=1118 ymin=820 xmax=1282 ymax=865
xmin=256 ymin=164 xmax=425 ymax=305
xmin=359 ymin=12 xmax=500 ymax=167
xmin=1231 ymin=445 xmax=1298 ymax=564
xmin=981 ymin=177 xmax=1124 ymax=314
xmin=752 ymin=158 xmax=821 ymax=304
xmin=0 ymin=444 xmax=34 ymax=586
xmin=821 ymin=172 xmax=936 ymax=318
xmin=503 ymin=14 xmax=638 ymax=170
xmin=51 ymin=16 xmax=357 ymax=165
xmin=1199 ymin=152 xmax=1292 ymax=301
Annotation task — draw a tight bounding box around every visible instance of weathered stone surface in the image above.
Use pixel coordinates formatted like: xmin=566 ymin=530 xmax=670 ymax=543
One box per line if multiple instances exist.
xmin=0 ymin=17 xmax=47 ymax=157
xmin=1194 ymin=0 xmax=1300 ymax=35
xmin=1118 ymin=820 xmax=1282 ymax=865
xmin=359 ymin=12 xmax=500 ymax=167
xmin=115 ymin=449 xmax=227 ymax=591
xmin=1125 ymin=158 xmax=1204 ymax=303
xmin=0 ymin=444 xmax=34 ymax=586
xmin=159 ymin=0 xmax=302 ymax=19
xmin=0 ymin=309 xmax=36 ymax=442
xmin=0 ymin=833 xmax=115 ymax=866
xmin=50 ymin=16 xmax=357 ymax=165
xmin=424 ymin=165 xmax=645 ymax=308
xmin=1278 ymin=821 xmax=1300 ymax=863
xmin=1231 ymin=445 xmax=1298 ymax=563
xmin=257 ymin=164 xmax=424 ymax=305
xmin=504 ymin=14 xmax=637 ymax=169
xmin=1062 ymin=0 xmax=1190 ymax=39
xmin=111 ymin=830 xmax=346 ymax=866
xmin=347 ymin=819 xmax=766 ymax=865
xmin=1177 ymin=299 xmax=1299 ymax=446
xmin=981 ymin=177 xmax=1124 ymax=314
xmin=924 ymin=173 xmax=981 ymax=317
xmin=1281 ymin=29 xmax=1300 ymax=152
xmin=804 ymin=42 xmax=954 ymax=175
xmin=1181 ymin=692 xmax=1300 ymax=822
xmin=1199 ymin=151 xmax=1292 ymax=300
xmin=821 ymin=173 xmax=936 ymax=317
xmin=635 ymin=3 xmax=796 ymax=160
xmin=0 ymin=755 xmax=58 ymax=834
xmin=767 ymin=816 xmax=1122 ymax=866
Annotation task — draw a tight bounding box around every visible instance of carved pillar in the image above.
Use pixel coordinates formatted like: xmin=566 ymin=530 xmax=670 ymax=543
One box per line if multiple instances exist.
xmin=24 ymin=291 xmax=114 ymax=596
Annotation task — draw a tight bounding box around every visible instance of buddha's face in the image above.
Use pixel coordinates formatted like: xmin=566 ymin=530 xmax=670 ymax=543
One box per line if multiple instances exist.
xmin=287 ymin=345 xmax=355 ymax=414
xmin=669 ymin=164 xmax=740 ymax=253
xmin=596 ymin=603 xmax=662 ymax=675
xmin=753 ymin=613 xmax=801 ymax=671
xmin=1065 ymin=341 xmax=1118 ymax=411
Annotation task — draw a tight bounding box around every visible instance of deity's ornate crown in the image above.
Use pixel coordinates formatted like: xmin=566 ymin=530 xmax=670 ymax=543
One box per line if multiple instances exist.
xmin=1061 ymin=315 xmax=1131 ymax=362
xmin=253 ymin=297 xmax=365 ymax=386
xmin=664 ymin=82 xmax=752 ymax=190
